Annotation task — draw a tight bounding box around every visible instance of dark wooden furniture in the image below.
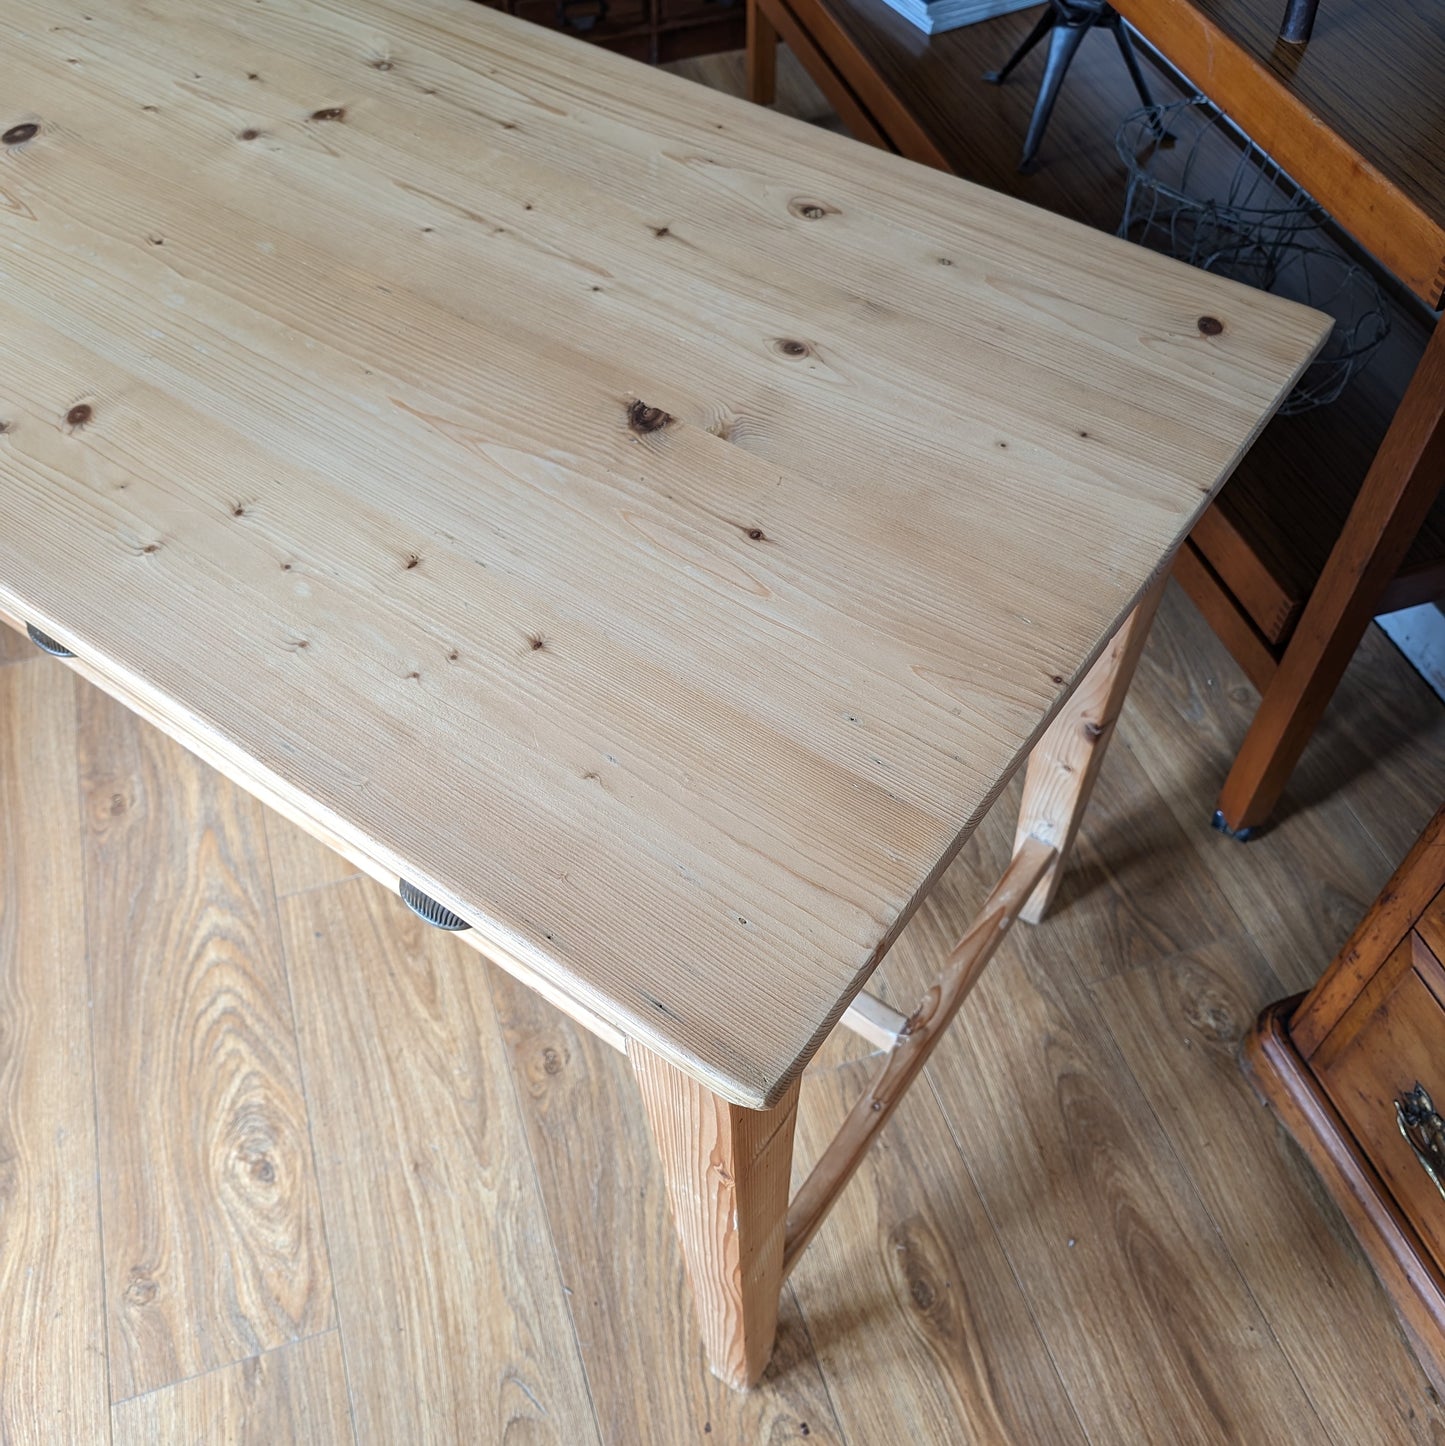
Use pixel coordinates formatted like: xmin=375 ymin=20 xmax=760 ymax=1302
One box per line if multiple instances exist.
xmin=473 ymin=0 xmax=744 ymax=63
xmin=746 ymin=0 xmax=1445 ymax=837
xmin=1247 ymin=807 xmax=1445 ymax=1375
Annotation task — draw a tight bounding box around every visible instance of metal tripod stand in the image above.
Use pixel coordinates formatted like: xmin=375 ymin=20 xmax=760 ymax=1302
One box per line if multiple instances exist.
xmin=985 ymin=0 xmax=1161 ymax=173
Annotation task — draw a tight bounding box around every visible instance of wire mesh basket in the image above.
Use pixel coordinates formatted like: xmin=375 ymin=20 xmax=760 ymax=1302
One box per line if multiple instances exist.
xmin=1117 ymin=97 xmax=1390 ymax=414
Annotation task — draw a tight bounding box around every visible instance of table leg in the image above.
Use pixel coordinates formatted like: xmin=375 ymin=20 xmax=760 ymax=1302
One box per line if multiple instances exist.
xmin=1214 ymin=316 xmax=1445 ymax=837
xmin=747 ymin=0 xmax=779 ymax=107
xmin=631 ymin=1044 xmax=800 ymax=1390
xmin=1012 ymin=576 xmax=1167 ymax=921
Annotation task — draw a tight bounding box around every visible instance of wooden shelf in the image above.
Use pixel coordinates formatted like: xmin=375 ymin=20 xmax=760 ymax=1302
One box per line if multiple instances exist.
xmin=756 ymin=0 xmax=1445 ymax=670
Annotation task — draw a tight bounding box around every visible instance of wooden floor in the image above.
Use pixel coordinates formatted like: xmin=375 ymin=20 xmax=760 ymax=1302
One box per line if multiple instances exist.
xmin=6 ymin=589 xmax=1445 ymax=1446
xmin=5 ymin=48 xmax=1445 ymax=1446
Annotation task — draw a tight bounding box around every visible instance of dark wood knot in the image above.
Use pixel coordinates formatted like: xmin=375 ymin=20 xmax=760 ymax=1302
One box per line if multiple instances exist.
xmin=2 ymin=123 xmax=39 ymax=145
xmin=626 ymin=399 xmax=671 ymax=434
xmin=1197 ymin=315 xmax=1224 ymax=336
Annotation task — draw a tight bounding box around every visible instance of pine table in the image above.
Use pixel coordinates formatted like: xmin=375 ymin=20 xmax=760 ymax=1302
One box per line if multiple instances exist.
xmin=0 ymin=0 xmax=1326 ymax=1389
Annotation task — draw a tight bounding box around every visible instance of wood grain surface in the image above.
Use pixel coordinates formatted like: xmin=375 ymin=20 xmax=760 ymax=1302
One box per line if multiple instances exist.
xmin=1121 ymin=582 xmax=1392 ymax=990
xmin=0 ymin=0 xmax=1327 ymax=1106
xmin=632 ymin=1048 xmax=801 ymax=1388
xmin=77 ymin=686 xmax=333 ymax=1401
xmin=872 ymin=805 xmax=1331 ymax=1443
xmin=110 ymin=1333 xmax=353 ymax=1446
xmin=0 ymin=660 xmax=109 ymax=1444
xmin=1095 ymin=931 xmax=1445 ymax=1444
xmin=277 ymin=876 xmax=599 ymax=1444
xmin=264 ymin=811 xmax=361 ymax=899
xmin=0 ymin=617 xmax=30 ymax=666
xmin=488 ymin=967 xmax=845 ymax=1442
xmin=789 ymin=1053 xmax=1087 ymax=1443
xmin=4 ymin=573 xmax=1442 ymax=1439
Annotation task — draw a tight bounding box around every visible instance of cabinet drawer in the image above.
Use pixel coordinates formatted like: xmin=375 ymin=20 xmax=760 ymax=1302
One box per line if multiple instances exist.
xmin=1318 ymin=938 xmax=1445 ymax=1273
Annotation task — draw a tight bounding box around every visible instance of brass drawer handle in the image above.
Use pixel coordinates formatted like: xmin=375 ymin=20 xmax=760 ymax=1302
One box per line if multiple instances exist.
xmin=1396 ymin=1083 xmax=1445 ymax=1203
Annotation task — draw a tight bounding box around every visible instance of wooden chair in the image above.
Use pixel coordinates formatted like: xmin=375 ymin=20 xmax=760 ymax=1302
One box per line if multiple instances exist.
xmin=745 ymin=0 xmax=1445 ymax=839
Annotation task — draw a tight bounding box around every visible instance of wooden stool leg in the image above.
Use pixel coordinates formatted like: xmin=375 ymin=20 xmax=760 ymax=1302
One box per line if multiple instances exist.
xmin=747 ymin=0 xmax=779 ymax=107
xmin=1214 ymin=317 xmax=1445 ymax=837
xmin=631 ymin=1044 xmax=800 ymax=1389
xmin=1013 ymin=576 xmax=1167 ymax=922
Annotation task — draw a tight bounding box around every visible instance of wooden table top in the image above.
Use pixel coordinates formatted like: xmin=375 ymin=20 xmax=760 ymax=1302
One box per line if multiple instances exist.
xmin=1113 ymin=0 xmax=1445 ymax=307
xmin=0 ymin=0 xmax=1326 ymax=1106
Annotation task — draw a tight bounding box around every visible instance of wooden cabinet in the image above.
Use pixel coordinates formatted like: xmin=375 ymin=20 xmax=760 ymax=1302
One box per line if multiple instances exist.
xmin=473 ymin=0 xmax=743 ymax=64
xmin=1248 ymin=808 xmax=1445 ymax=1373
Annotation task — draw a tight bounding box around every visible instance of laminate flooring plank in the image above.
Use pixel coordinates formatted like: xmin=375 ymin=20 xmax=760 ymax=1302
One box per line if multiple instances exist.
xmin=0 ymin=617 xmax=31 ymax=666
xmin=278 ymin=876 xmax=599 ymax=1446
xmin=873 ymin=785 xmax=1330 ymax=1442
xmin=0 ymin=659 xmax=109 ymax=1444
xmin=789 ymin=1057 xmax=1086 ymax=1444
xmin=1307 ymin=622 xmax=1445 ymax=869
xmin=263 ymin=811 xmax=360 ymax=899
xmin=1094 ymin=931 xmax=1445 ymax=1444
xmin=1123 ymin=583 xmax=1395 ymax=991
xmin=487 ymin=968 xmax=842 ymax=1446
xmin=111 ymin=1331 xmax=353 ymax=1446
xmin=77 ymin=683 xmax=333 ymax=1401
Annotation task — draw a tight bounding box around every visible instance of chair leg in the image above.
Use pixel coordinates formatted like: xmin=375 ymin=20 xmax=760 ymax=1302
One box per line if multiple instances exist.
xmin=984 ymin=5 xmax=1058 ymax=86
xmin=1017 ymin=16 xmax=1092 ymax=172
xmin=631 ymin=1044 xmax=800 ymax=1390
xmin=1013 ymin=576 xmax=1167 ymax=921
xmin=1214 ymin=316 xmax=1445 ymax=837
xmin=746 ymin=0 xmax=779 ymax=107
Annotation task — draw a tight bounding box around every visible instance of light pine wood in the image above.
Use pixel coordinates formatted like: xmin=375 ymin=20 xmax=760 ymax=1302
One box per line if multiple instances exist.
xmin=0 ymin=661 xmax=109 ymax=1445
xmin=1014 ymin=578 xmax=1166 ymax=923
xmin=837 ymin=988 xmax=909 ymax=1050
xmin=276 ymin=876 xmax=599 ymax=1443
xmin=110 ymin=1332 xmax=353 ymax=1446
xmin=3 ymin=570 xmax=1443 ymax=1438
xmin=1 ymin=598 xmax=632 ymax=1057
xmin=76 ymin=683 xmax=333 ymax=1402
xmin=785 ymin=836 xmax=1055 ymax=1274
xmin=0 ymin=0 xmax=1327 ymax=1108
xmin=632 ymin=1045 xmax=801 ymax=1389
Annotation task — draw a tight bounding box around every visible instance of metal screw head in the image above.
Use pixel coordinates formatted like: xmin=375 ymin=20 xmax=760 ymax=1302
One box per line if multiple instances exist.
xmin=26 ymin=622 xmax=75 ymax=658
xmin=399 ymin=877 xmax=470 ymax=931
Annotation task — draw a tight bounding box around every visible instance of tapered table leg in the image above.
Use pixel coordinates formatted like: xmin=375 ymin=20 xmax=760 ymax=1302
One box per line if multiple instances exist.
xmin=1012 ymin=575 xmax=1167 ymax=921
xmin=631 ymin=1044 xmax=800 ymax=1389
